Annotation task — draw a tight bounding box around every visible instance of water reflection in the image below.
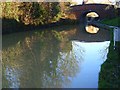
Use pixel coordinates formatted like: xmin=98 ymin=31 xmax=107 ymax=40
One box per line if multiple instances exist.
xmin=2 ymin=29 xmax=81 ymax=88
xmin=85 ymin=25 xmax=99 ymax=34
xmin=71 ymin=41 xmax=110 ymax=88
xmin=2 ymin=25 xmax=110 ymax=88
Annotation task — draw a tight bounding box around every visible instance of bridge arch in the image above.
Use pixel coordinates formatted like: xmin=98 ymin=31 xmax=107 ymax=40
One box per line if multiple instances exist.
xmin=69 ymin=4 xmax=116 ymax=23
xmin=80 ymin=10 xmax=100 ymax=23
xmin=86 ymin=11 xmax=99 ymax=22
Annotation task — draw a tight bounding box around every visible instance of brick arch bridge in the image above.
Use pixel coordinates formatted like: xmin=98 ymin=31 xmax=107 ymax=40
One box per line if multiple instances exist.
xmin=69 ymin=4 xmax=116 ymax=22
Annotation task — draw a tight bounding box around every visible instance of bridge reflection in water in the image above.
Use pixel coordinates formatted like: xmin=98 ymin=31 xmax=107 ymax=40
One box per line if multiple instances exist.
xmin=85 ymin=25 xmax=99 ymax=34
xmin=2 ymin=24 xmax=111 ymax=88
xmin=71 ymin=24 xmax=111 ymax=42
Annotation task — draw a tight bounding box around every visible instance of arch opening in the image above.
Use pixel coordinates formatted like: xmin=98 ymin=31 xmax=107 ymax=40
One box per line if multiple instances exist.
xmin=83 ymin=11 xmax=100 ymax=34
xmin=85 ymin=12 xmax=100 ymax=22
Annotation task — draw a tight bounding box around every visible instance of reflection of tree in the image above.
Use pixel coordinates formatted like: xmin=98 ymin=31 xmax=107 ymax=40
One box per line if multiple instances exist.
xmin=72 ymin=41 xmax=85 ymax=61
xmin=2 ymin=42 xmax=24 ymax=88
xmin=98 ymin=41 xmax=110 ymax=62
xmin=2 ymin=29 xmax=81 ymax=88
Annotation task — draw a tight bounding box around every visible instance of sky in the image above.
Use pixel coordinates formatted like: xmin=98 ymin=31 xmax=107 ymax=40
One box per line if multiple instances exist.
xmin=72 ymin=0 xmax=117 ymax=5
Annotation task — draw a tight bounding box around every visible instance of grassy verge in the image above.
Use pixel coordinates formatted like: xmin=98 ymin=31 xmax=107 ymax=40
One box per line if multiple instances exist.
xmin=99 ymin=30 xmax=120 ymax=88
xmin=99 ymin=17 xmax=120 ymax=88
xmin=100 ymin=17 xmax=120 ymax=27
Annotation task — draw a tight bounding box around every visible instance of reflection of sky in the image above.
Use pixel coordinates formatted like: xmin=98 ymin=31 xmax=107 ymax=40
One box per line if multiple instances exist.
xmin=5 ymin=67 xmax=20 ymax=88
xmin=70 ymin=41 xmax=110 ymax=88
xmin=4 ymin=41 xmax=110 ymax=88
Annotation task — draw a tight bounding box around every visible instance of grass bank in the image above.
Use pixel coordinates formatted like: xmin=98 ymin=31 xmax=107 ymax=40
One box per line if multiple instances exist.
xmin=99 ymin=41 xmax=120 ymax=88
xmin=99 ymin=28 xmax=120 ymax=88
xmin=100 ymin=17 xmax=120 ymax=27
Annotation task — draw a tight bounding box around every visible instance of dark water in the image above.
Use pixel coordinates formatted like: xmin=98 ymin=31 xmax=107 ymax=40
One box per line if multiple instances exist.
xmin=2 ymin=24 xmax=111 ymax=88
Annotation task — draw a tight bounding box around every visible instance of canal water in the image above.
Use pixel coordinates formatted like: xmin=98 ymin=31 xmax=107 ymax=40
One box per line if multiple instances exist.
xmin=2 ymin=24 xmax=111 ymax=88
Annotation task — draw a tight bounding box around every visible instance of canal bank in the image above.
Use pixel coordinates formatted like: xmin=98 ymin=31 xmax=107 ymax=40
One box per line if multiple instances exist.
xmin=97 ymin=18 xmax=120 ymax=88
xmin=99 ymin=41 xmax=120 ymax=88
xmin=2 ymin=18 xmax=79 ymax=34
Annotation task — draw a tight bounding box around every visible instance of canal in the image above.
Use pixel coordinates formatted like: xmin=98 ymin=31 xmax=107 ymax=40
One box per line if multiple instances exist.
xmin=2 ymin=24 xmax=111 ymax=88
